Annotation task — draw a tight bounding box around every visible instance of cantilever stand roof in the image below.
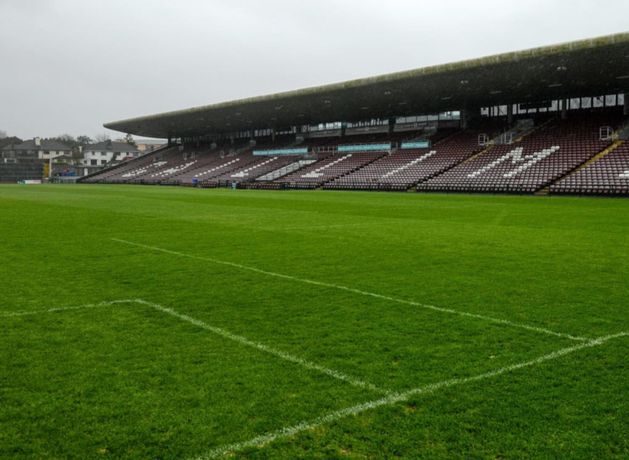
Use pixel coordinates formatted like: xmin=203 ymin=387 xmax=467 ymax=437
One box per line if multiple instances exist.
xmin=105 ymin=33 xmax=629 ymax=139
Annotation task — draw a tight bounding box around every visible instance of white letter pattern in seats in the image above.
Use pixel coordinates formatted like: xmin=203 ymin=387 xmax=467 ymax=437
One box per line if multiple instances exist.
xmin=467 ymin=146 xmax=560 ymax=179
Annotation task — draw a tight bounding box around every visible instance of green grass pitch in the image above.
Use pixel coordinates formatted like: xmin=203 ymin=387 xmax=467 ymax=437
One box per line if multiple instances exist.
xmin=1 ymin=184 xmax=627 ymax=459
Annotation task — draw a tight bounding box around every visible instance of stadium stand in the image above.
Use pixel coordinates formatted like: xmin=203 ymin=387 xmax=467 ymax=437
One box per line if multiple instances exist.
xmin=87 ymin=34 xmax=628 ymax=196
xmin=324 ymin=131 xmax=480 ymax=191
xmin=197 ymin=153 xmax=303 ymax=187
xmin=417 ymin=115 xmax=622 ymax=194
xmin=277 ymin=150 xmax=387 ymax=189
xmin=82 ymin=145 xmax=176 ymax=183
xmin=550 ymin=141 xmax=629 ymax=196
xmin=83 ymin=113 xmax=628 ymax=195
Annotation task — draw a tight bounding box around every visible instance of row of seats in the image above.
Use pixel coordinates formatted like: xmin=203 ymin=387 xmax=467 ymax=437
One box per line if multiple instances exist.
xmin=324 ymin=132 xmax=480 ymax=190
xmin=551 ymin=142 xmax=629 ymax=195
xmin=81 ymin=128 xmax=443 ymax=185
xmin=278 ymin=151 xmax=386 ymax=189
xmin=418 ymin=116 xmax=620 ymax=194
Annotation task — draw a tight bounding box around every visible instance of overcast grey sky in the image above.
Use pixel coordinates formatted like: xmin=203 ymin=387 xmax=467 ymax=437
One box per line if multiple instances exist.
xmin=0 ymin=0 xmax=627 ymax=140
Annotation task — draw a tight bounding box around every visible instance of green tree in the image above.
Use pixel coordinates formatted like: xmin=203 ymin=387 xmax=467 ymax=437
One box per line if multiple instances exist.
xmin=51 ymin=134 xmax=78 ymax=149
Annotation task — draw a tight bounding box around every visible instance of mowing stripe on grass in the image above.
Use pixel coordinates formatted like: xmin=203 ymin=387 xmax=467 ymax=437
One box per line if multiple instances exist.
xmin=281 ymin=222 xmax=372 ymax=231
xmin=1 ymin=298 xmax=385 ymax=395
xmin=111 ymin=238 xmax=589 ymax=342
xmin=133 ymin=299 xmax=386 ymax=394
xmin=194 ymin=331 xmax=628 ymax=460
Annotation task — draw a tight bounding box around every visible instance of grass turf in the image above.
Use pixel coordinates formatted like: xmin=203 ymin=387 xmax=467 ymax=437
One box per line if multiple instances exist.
xmin=0 ymin=184 xmax=627 ymax=459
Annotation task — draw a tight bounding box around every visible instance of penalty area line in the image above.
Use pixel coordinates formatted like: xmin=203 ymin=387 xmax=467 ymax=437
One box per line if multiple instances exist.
xmin=0 ymin=299 xmax=139 ymax=317
xmin=132 ymin=299 xmax=387 ymax=394
xmin=110 ymin=238 xmax=589 ymax=342
xmin=1 ymin=298 xmax=386 ymax=395
xmin=192 ymin=331 xmax=628 ymax=460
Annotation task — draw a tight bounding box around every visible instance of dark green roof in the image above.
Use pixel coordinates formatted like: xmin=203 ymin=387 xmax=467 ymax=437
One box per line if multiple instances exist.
xmin=105 ymin=32 xmax=629 ymax=139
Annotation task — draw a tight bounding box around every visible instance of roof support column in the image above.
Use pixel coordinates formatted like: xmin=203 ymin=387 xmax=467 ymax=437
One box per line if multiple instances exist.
xmin=460 ymin=110 xmax=468 ymax=129
xmin=561 ymin=99 xmax=568 ymax=120
xmin=507 ymin=104 xmax=514 ymax=125
xmin=624 ymin=93 xmax=628 ymax=116
xmin=460 ymin=108 xmax=480 ymax=130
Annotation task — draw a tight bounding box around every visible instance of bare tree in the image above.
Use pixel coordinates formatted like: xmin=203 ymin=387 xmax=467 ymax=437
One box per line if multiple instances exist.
xmin=55 ymin=134 xmax=76 ymax=146
xmin=124 ymin=133 xmax=136 ymax=146
xmin=76 ymin=135 xmax=93 ymax=146
xmin=94 ymin=133 xmax=111 ymax=143
xmin=0 ymin=129 xmax=7 ymax=139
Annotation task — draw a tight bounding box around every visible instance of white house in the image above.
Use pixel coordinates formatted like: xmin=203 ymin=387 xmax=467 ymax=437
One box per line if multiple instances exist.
xmin=1 ymin=137 xmax=72 ymax=162
xmin=82 ymin=141 xmax=140 ymax=166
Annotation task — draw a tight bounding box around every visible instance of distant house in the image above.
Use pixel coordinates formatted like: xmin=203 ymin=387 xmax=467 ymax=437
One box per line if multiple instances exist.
xmin=82 ymin=141 xmax=140 ymax=166
xmin=1 ymin=137 xmax=72 ymax=163
xmin=135 ymin=139 xmax=166 ymax=154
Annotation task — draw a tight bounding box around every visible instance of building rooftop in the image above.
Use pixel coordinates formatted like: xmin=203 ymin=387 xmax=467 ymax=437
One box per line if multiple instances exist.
xmin=1 ymin=138 xmax=72 ymax=151
xmin=85 ymin=141 xmax=140 ymax=153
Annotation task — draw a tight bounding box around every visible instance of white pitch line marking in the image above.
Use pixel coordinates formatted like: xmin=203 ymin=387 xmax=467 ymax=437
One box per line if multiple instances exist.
xmin=0 ymin=299 xmax=138 ymax=317
xmin=110 ymin=238 xmax=589 ymax=342
xmin=1 ymin=298 xmax=385 ymax=395
xmin=132 ymin=299 xmax=386 ymax=394
xmin=193 ymin=331 xmax=628 ymax=459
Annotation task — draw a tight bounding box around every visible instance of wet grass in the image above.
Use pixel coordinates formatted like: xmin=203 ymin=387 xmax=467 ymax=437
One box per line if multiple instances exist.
xmin=0 ymin=184 xmax=627 ymax=459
